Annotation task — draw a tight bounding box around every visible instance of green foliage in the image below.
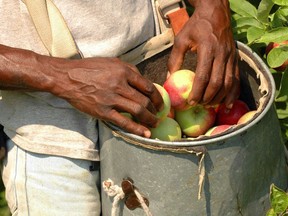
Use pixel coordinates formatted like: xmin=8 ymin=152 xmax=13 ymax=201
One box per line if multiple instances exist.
xmin=0 ymin=178 xmax=10 ymax=216
xmin=229 ymin=0 xmax=288 ymax=143
xmin=230 ymin=0 xmax=288 ymax=214
xmin=266 ymin=184 xmax=288 ymax=215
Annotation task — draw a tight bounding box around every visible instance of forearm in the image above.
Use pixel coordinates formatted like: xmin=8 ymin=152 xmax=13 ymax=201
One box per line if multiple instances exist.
xmin=0 ymin=44 xmax=65 ymax=94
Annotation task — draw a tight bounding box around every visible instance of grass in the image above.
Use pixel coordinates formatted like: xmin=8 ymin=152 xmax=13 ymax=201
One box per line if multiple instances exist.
xmin=0 ymin=178 xmax=10 ymax=216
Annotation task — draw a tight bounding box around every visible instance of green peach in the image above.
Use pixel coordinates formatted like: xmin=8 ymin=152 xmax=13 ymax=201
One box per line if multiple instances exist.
xmin=150 ymin=117 xmax=182 ymax=141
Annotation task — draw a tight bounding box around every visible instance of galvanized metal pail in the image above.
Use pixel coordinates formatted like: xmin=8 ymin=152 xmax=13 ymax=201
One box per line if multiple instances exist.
xmin=99 ymin=41 xmax=288 ymax=216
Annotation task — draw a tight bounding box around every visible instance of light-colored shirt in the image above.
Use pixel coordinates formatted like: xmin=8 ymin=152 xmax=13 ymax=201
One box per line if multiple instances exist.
xmin=0 ymin=0 xmax=156 ymax=161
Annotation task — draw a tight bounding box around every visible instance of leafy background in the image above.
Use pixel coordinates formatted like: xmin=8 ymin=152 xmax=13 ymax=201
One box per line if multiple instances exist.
xmin=221 ymin=0 xmax=288 ymax=214
xmin=229 ymin=0 xmax=288 ymax=153
xmin=0 ymin=0 xmax=287 ymax=215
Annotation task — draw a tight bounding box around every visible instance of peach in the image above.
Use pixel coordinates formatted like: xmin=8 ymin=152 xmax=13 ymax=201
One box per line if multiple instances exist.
xmin=175 ymin=105 xmax=216 ymax=137
xmin=154 ymin=83 xmax=171 ymax=121
xmin=163 ymin=69 xmax=195 ymax=111
xmin=150 ymin=117 xmax=182 ymax=141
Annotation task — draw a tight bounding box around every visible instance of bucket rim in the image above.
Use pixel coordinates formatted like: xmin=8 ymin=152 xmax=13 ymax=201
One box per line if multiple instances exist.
xmin=104 ymin=41 xmax=276 ymax=148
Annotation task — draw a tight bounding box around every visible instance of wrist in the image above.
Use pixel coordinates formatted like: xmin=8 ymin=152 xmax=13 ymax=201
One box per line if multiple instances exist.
xmin=37 ymin=55 xmax=72 ymax=97
xmin=188 ymin=0 xmax=229 ymax=8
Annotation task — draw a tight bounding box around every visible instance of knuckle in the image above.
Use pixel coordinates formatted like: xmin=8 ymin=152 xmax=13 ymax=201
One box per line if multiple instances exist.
xmin=144 ymin=82 xmax=155 ymax=94
xmin=142 ymin=98 xmax=152 ymax=109
xmin=133 ymin=104 xmax=145 ymax=115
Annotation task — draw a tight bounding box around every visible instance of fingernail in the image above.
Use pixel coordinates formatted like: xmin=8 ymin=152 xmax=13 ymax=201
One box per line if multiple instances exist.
xmin=188 ymin=100 xmax=197 ymax=106
xmin=166 ymin=71 xmax=171 ymax=78
xmin=226 ymin=103 xmax=233 ymax=109
xmin=144 ymin=130 xmax=151 ymax=138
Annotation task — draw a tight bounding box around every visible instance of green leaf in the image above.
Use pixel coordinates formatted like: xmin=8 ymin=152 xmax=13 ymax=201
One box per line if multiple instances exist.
xmin=269 ymin=184 xmax=288 ymax=213
xmin=278 ymin=7 xmax=288 ymax=18
xmin=271 ymin=7 xmax=288 ymax=28
xmin=229 ymin=0 xmax=258 ymax=18
xmin=266 ymin=208 xmax=277 ymax=216
xmin=267 ymin=45 xmax=288 ymax=67
xmin=231 ymin=13 xmax=242 ymax=20
xmin=232 ymin=16 xmax=264 ymax=29
xmin=247 ymin=26 xmax=266 ymax=44
xmin=276 ymin=101 xmax=288 ymax=119
xmin=277 ymin=69 xmax=288 ymax=101
xmin=257 ymin=0 xmax=275 ymax=23
xmin=272 ymin=0 xmax=288 ymax=6
xmin=256 ymin=27 xmax=288 ymax=43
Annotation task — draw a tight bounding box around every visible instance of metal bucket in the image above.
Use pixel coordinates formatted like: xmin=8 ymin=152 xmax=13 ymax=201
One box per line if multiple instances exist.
xmin=99 ymin=41 xmax=288 ymax=216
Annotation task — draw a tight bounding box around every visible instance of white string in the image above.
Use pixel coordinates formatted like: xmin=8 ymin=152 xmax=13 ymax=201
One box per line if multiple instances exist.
xmin=102 ymin=178 xmax=153 ymax=216
xmin=102 ymin=179 xmax=125 ymax=216
xmin=134 ymin=189 xmax=153 ymax=216
xmin=197 ymin=153 xmax=206 ymax=200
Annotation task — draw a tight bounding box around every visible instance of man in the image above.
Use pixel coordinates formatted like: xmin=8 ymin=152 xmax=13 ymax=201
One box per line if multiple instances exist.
xmin=0 ymin=0 xmax=239 ymax=215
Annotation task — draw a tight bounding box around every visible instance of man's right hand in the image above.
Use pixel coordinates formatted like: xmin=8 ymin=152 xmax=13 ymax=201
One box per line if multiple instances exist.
xmin=52 ymin=57 xmax=164 ymax=138
xmin=0 ymin=45 xmax=164 ymax=138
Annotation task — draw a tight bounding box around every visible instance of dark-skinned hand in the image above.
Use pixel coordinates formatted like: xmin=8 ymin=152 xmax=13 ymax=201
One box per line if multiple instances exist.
xmin=0 ymin=45 xmax=164 ymax=138
xmin=51 ymin=58 xmax=163 ymax=137
xmin=47 ymin=57 xmax=164 ymax=138
xmin=167 ymin=0 xmax=240 ymax=108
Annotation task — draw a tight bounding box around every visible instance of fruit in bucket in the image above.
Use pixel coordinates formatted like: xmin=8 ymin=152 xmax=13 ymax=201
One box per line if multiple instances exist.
xmin=175 ymin=105 xmax=216 ymax=137
xmin=205 ymin=125 xmax=232 ymax=136
xmin=237 ymin=110 xmax=257 ymax=125
xmin=163 ymin=69 xmax=195 ymax=111
xmin=150 ymin=117 xmax=182 ymax=141
xmin=216 ymin=100 xmax=249 ymax=125
xmin=153 ymin=83 xmax=171 ymax=121
xmin=167 ymin=107 xmax=175 ymax=119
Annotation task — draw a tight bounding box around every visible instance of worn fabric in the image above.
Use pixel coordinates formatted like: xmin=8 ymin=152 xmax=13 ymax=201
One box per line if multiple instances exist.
xmin=2 ymin=139 xmax=101 ymax=216
xmin=0 ymin=0 xmax=156 ymax=161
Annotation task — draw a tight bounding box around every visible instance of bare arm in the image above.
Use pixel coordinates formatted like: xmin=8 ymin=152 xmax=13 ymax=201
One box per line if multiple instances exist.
xmin=168 ymin=0 xmax=240 ymax=108
xmin=0 ymin=44 xmax=164 ymax=137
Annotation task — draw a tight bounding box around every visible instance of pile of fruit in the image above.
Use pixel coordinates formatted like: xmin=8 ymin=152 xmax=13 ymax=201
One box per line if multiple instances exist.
xmin=150 ymin=69 xmax=257 ymax=141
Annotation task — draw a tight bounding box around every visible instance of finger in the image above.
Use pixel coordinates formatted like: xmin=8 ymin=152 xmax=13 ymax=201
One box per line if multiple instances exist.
xmin=126 ymin=67 xmax=164 ymax=112
xmin=188 ymin=45 xmax=214 ymax=105
xmin=112 ymin=95 xmax=160 ymax=128
xmin=208 ymin=86 xmax=227 ymax=106
xmin=118 ymin=83 xmax=159 ymax=115
xmin=224 ymin=56 xmax=241 ymax=108
xmin=167 ymin=38 xmax=187 ymax=73
xmin=108 ymin=109 xmax=152 ymax=138
xmin=201 ymin=52 xmax=227 ymax=104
